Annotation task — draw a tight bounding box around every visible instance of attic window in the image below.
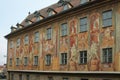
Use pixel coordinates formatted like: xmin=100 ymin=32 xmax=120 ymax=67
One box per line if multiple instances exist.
xmin=25 ymin=19 xmax=33 ymax=26
xmin=34 ymin=11 xmax=44 ymax=21
xmin=48 ymin=11 xmax=53 ymax=16
xmin=80 ymin=0 xmax=89 ymax=4
xmin=47 ymin=8 xmax=57 ymax=17
xmin=63 ymin=4 xmax=69 ymax=10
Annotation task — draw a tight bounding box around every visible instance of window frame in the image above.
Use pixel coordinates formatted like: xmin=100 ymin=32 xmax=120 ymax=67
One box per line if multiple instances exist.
xmin=10 ymin=40 xmax=13 ymax=48
xmin=102 ymin=10 xmax=112 ymax=27
xmin=79 ymin=17 xmax=88 ymax=32
xmin=9 ymin=58 xmax=12 ymax=66
xmin=79 ymin=51 xmax=87 ymax=64
xmin=34 ymin=56 xmax=38 ymax=66
xmin=16 ymin=38 xmax=20 ymax=47
xmin=60 ymin=53 xmax=67 ymax=65
xmin=34 ymin=31 xmax=39 ymax=43
xmin=16 ymin=58 xmax=19 ymax=66
xmin=102 ymin=48 xmax=112 ymax=63
xmin=24 ymin=35 xmax=29 ymax=45
xmin=61 ymin=23 xmax=68 ymax=37
xmin=45 ymin=54 xmax=51 ymax=66
xmin=24 ymin=57 xmax=28 ymax=66
xmin=46 ymin=28 xmax=52 ymax=40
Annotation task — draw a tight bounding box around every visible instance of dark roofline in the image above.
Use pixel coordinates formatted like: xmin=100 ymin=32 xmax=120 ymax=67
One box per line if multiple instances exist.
xmin=5 ymin=0 xmax=115 ymax=39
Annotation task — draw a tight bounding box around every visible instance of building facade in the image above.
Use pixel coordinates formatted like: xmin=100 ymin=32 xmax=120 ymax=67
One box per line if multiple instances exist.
xmin=5 ymin=0 xmax=120 ymax=80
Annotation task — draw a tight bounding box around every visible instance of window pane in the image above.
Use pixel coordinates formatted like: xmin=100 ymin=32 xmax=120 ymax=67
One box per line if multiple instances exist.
xmin=80 ymin=0 xmax=88 ymax=4
xmin=80 ymin=17 xmax=87 ymax=32
xmin=34 ymin=32 xmax=39 ymax=42
xmin=102 ymin=10 xmax=112 ymax=27
xmin=61 ymin=23 xmax=67 ymax=36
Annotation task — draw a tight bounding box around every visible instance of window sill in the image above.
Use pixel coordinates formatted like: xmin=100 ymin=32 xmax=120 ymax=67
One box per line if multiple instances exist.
xmin=79 ymin=30 xmax=87 ymax=33
xmin=79 ymin=63 xmax=87 ymax=65
xmin=102 ymin=25 xmax=112 ymax=28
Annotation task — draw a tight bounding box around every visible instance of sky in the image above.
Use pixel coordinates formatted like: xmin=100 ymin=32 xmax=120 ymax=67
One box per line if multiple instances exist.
xmin=0 ymin=0 xmax=59 ymax=65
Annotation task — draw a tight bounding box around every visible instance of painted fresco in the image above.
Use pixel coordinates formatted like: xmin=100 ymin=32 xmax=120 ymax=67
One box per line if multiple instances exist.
xmin=69 ymin=18 xmax=77 ymax=71
xmin=89 ymin=13 xmax=100 ymax=71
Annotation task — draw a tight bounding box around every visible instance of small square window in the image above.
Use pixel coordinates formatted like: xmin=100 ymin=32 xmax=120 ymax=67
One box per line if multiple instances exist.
xmin=45 ymin=54 xmax=51 ymax=65
xmin=34 ymin=32 xmax=39 ymax=42
xmin=60 ymin=53 xmax=67 ymax=65
xmin=24 ymin=35 xmax=29 ymax=44
xmin=47 ymin=28 xmax=52 ymax=40
xmin=102 ymin=48 xmax=112 ymax=63
xmin=34 ymin=56 xmax=38 ymax=66
xmin=79 ymin=51 xmax=87 ymax=64
xmin=102 ymin=10 xmax=112 ymax=27
xmin=80 ymin=17 xmax=87 ymax=32
xmin=61 ymin=23 xmax=68 ymax=36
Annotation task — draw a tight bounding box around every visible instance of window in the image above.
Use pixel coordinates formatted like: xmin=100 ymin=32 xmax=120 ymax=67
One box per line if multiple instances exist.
xmin=63 ymin=5 xmax=69 ymax=10
xmin=17 ymin=38 xmax=20 ymax=47
xmin=11 ymin=74 xmax=14 ymax=80
xmin=10 ymin=58 xmax=12 ymax=66
xmin=48 ymin=77 xmax=53 ymax=80
xmin=34 ymin=32 xmax=39 ymax=42
xmin=26 ymin=75 xmax=30 ymax=80
xmin=102 ymin=48 xmax=112 ymax=63
xmin=34 ymin=56 xmax=38 ymax=66
xmin=48 ymin=11 xmax=53 ymax=16
xmin=60 ymin=53 xmax=67 ymax=65
xmin=79 ymin=51 xmax=87 ymax=64
xmin=61 ymin=23 xmax=67 ymax=36
xmin=47 ymin=28 xmax=52 ymax=40
xmin=16 ymin=58 xmax=19 ymax=66
xmin=80 ymin=0 xmax=89 ymax=4
xmin=19 ymin=74 xmax=22 ymax=80
xmin=24 ymin=57 xmax=28 ymax=66
xmin=10 ymin=40 xmax=13 ymax=48
xmin=63 ymin=78 xmax=68 ymax=80
xmin=24 ymin=35 xmax=29 ymax=44
xmin=45 ymin=54 xmax=51 ymax=65
xmin=80 ymin=17 xmax=87 ymax=32
xmin=102 ymin=10 xmax=112 ymax=27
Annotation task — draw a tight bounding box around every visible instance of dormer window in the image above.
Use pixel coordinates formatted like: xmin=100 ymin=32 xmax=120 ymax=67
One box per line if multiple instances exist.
xmin=47 ymin=8 xmax=57 ymax=17
xmin=34 ymin=11 xmax=44 ymax=21
xmin=58 ymin=0 xmax=73 ymax=11
xmin=80 ymin=0 xmax=89 ymax=4
xmin=48 ymin=11 xmax=53 ymax=16
xmin=25 ymin=19 xmax=33 ymax=26
xmin=16 ymin=23 xmax=24 ymax=29
xmin=63 ymin=5 xmax=69 ymax=10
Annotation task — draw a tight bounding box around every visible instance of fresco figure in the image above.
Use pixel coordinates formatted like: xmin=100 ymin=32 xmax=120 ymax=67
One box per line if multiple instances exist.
xmin=69 ymin=19 xmax=77 ymax=70
xmin=89 ymin=13 xmax=100 ymax=71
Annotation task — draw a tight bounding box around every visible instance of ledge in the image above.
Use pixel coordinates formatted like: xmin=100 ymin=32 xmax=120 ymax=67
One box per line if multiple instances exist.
xmin=7 ymin=70 xmax=120 ymax=74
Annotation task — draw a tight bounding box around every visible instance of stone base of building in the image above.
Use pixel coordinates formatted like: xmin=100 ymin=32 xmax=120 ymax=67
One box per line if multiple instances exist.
xmin=7 ymin=70 xmax=120 ymax=80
